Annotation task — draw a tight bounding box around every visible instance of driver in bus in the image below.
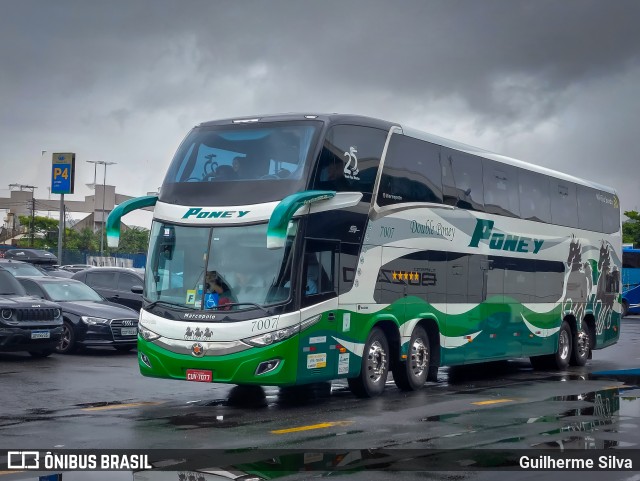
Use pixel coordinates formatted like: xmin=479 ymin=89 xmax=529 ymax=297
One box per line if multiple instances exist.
xmin=204 ymin=271 xmax=232 ymax=309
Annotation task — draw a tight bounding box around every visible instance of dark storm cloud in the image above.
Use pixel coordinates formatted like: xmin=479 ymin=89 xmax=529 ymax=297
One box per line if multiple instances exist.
xmin=1 ymin=0 xmax=639 ymax=218
xmin=4 ymin=0 xmax=639 ymax=123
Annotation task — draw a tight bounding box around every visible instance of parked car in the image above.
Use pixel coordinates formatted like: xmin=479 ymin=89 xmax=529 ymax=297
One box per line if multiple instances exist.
xmin=18 ymin=277 xmax=139 ymax=354
xmin=72 ymin=267 xmax=144 ymax=311
xmin=2 ymin=248 xmax=74 ymax=278
xmin=3 ymin=248 xmax=58 ymax=264
xmin=36 ymin=264 xmax=75 ymax=278
xmin=0 ymin=258 xmax=48 ymax=277
xmin=59 ymin=264 xmax=94 ymax=273
xmin=0 ymin=267 xmax=63 ymax=357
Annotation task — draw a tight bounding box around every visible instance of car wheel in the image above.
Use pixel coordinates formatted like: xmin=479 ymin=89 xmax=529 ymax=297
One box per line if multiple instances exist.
xmin=56 ymin=321 xmax=76 ymax=354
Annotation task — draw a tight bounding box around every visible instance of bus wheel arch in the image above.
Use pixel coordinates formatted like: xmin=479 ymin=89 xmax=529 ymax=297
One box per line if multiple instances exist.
xmin=531 ymin=318 xmax=573 ymax=370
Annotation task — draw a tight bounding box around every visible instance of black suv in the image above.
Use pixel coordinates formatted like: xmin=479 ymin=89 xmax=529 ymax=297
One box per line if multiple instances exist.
xmin=0 ymin=267 xmax=63 ymax=357
xmin=72 ymin=267 xmax=144 ymax=311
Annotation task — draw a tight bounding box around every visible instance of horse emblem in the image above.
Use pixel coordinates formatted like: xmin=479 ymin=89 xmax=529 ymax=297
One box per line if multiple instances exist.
xmin=563 ymin=235 xmax=592 ymax=322
xmin=594 ymin=241 xmax=620 ymax=334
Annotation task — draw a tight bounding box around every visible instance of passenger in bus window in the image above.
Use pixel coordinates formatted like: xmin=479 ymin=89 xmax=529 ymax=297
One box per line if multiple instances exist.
xmin=232 ymin=156 xmax=245 ymax=177
xmin=305 ymin=278 xmax=318 ymax=295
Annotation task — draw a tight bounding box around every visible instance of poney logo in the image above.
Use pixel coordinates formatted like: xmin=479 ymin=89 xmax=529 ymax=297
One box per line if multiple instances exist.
xmin=182 ymin=208 xmax=250 ymax=219
xmin=468 ymin=219 xmax=544 ymax=254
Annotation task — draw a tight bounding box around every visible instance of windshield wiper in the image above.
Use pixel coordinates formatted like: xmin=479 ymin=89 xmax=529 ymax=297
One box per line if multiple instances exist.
xmin=144 ymin=299 xmax=191 ymax=311
xmin=219 ymin=302 xmax=269 ymax=314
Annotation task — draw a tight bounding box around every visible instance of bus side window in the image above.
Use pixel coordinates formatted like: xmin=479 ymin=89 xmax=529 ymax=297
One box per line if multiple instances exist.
xmin=577 ymin=185 xmax=603 ymax=232
xmin=518 ymin=170 xmax=551 ymax=223
xmin=550 ymin=181 xmax=578 ymax=228
xmin=302 ymin=239 xmax=339 ymax=307
xmin=442 ymin=148 xmax=485 ymax=212
xmin=482 ymin=159 xmax=520 ymax=218
xmin=312 ymin=124 xmax=387 ymax=194
xmin=376 ymin=134 xmax=443 ymax=207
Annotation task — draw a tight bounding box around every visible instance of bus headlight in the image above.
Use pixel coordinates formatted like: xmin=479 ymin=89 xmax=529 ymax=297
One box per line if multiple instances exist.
xmin=244 ymin=325 xmax=300 ymax=347
xmin=139 ymin=324 xmax=161 ymax=342
xmin=243 ymin=315 xmax=322 ymax=347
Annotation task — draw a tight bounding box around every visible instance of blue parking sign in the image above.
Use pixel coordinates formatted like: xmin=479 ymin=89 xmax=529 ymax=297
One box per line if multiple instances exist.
xmin=51 ymin=152 xmax=75 ymax=194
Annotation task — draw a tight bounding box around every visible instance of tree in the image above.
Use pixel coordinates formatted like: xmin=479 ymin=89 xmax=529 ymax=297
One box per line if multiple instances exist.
xmin=17 ymin=215 xmax=59 ymax=248
xmin=65 ymin=227 xmax=99 ymax=251
xmin=623 ymin=210 xmax=640 ymax=247
xmin=111 ymin=226 xmax=149 ymax=253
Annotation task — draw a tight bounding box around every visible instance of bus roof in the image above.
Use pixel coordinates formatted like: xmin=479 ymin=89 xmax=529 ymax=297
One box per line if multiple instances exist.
xmin=197 ymin=113 xmax=617 ymax=196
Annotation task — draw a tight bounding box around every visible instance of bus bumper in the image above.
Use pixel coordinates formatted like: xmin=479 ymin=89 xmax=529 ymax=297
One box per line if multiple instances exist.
xmin=137 ymin=335 xmax=300 ymax=386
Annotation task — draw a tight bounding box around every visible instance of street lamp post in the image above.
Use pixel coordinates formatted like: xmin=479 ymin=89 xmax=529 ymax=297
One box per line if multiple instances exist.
xmin=86 ymin=160 xmax=117 ymax=258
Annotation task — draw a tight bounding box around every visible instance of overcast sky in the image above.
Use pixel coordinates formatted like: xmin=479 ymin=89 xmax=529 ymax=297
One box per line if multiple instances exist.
xmin=1 ymin=0 xmax=639 ymax=228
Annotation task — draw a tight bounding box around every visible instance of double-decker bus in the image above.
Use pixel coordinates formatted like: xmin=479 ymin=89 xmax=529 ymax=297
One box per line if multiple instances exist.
xmin=622 ymin=246 xmax=640 ymax=317
xmin=107 ymin=113 xmax=621 ymax=397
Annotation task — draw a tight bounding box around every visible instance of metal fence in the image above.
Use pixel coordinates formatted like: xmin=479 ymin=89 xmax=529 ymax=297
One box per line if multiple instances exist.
xmin=0 ymin=245 xmax=147 ymax=268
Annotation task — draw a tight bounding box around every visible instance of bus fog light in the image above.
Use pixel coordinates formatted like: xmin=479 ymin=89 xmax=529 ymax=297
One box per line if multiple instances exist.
xmin=256 ymin=359 xmax=280 ymax=375
xmin=139 ymin=352 xmax=152 ymax=368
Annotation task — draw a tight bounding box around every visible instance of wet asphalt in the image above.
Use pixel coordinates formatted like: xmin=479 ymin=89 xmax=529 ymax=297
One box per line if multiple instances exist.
xmin=2 ymin=317 xmax=640 ymax=480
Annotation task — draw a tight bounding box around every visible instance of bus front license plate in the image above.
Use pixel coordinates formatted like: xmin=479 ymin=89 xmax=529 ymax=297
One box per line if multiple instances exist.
xmin=186 ymin=369 xmax=213 ymax=382
xmin=31 ymin=330 xmax=50 ymax=339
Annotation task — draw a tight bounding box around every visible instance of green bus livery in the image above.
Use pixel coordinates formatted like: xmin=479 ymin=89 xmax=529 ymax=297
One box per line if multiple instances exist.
xmin=107 ymin=113 xmax=621 ymax=397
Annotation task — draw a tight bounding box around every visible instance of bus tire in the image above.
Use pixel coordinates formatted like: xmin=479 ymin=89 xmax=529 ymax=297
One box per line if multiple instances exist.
xmin=570 ymin=323 xmax=590 ymax=367
xmin=530 ymin=321 xmax=572 ymax=370
xmin=552 ymin=321 xmax=573 ymax=369
xmin=348 ymin=327 xmax=389 ymax=398
xmin=393 ymin=326 xmax=429 ymax=391
xmin=622 ymin=300 xmax=629 ymax=318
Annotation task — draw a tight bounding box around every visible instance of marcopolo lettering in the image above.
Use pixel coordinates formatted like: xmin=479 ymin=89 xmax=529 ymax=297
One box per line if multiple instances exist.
xmin=182 ymin=208 xmax=250 ymax=219
xmin=468 ymin=219 xmax=544 ymax=254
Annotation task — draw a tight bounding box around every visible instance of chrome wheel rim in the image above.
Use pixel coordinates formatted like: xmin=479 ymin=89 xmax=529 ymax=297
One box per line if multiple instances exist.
xmin=559 ymin=329 xmax=570 ymax=360
xmin=576 ymin=329 xmax=589 ymax=358
xmin=366 ymin=340 xmax=387 ymax=384
xmin=410 ymin=337 xmax=429 ymax=377
xmin=59 ymin=325 xmax=71 ymax=351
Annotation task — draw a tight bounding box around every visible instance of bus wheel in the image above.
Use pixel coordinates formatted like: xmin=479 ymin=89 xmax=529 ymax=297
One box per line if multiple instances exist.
xmin=530 ymin=321 xmax=572 ymax=370
xmin=622 ymin=300 xmax=629 ymax=318
xmin=348 ymin=327 xmax=389 ymax=398
xmin=554 ymin=321 xmax=573 ymax=369
xmin=393 ymin=326 xmax=429 ymax=391
xmin=570 ymin=324 xmax=590 ymax=366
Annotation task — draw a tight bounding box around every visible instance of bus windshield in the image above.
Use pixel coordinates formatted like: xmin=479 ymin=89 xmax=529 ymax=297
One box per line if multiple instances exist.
xmin=160 ymin=121 xmax=322 ymax=206
xmin=145 ymin=221 xmax=297 ymax=311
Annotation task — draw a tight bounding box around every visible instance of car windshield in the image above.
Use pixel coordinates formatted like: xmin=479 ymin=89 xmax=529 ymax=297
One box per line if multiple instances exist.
xmin=2 ymin=263 xmax=46 ymax=277
xmin=0 ymin=270 xmax=27 ymax=295
xmin=40 ymin=281 xmax=103 ymax=302
xmin=146 ymin=220 xmax=297 ymax=311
